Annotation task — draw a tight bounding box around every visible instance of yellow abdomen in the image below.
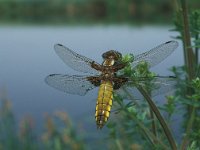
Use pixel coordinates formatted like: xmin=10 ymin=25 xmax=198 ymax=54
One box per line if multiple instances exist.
xmin=95 ymin=80 xmax=113 ymax=129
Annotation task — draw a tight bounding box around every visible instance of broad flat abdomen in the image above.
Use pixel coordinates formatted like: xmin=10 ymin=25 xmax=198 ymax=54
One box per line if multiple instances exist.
xmin=95 ymin=80 xmax=113 ymax=129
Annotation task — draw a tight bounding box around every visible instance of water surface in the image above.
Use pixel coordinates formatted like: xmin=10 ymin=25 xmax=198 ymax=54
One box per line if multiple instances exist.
xmin=0 ymin=25 xmax=183 ymax=148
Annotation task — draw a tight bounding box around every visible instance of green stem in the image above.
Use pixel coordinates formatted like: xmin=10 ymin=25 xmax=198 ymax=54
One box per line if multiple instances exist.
xmin=195 ymin=34 xmax=199 ymax=66
xmin=181 ymin=0 xmax=195 ymax=81
xmin=180 ymin=106 xmax=196 ymax=149
xmin=172 ymin=0 xmax=179 ymax=12
xmin=121 ymin=85 xmax=158 ymax=143
xmin=150 ymin=109 xmax=157 ymax=138
xmin=124 ymin=109 xmax=169 ymax=149
xmin=115 ymin=138 xmax=123 ymax=150
xmin=137 ymin=86 xmax=177 ymax=150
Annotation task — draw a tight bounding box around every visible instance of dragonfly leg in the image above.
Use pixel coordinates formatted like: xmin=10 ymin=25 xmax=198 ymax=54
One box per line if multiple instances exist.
xmin=87 ymin=76 xmax=101 ymax=86
xmin=112 ymin=63 xmax=127 ymax=72
xmin=91 ymin=61 xmax=103 ymax=71
xmin=113 ymin=77 xmax=128 ymax=90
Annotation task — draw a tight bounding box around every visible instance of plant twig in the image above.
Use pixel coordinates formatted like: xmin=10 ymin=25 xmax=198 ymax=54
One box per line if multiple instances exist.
xmin=124 ymin=109 xmax=169 ymax=150
xmin=180 ymin=2 xmax=197 ymax=146
xmin=195 ymin=34 xmax=199 ymax=66
xmin=150 ymin=109 xmax=157 ymax=138
xmin=181 ymin=0 xmax=195 ymax=81
xmin=180 ymin=106 xmax=196 ymax=149
xmin=115 ymin=139 xmax=124 ymax=150
xmin=137 ymin=86 xmax=177 ymax=150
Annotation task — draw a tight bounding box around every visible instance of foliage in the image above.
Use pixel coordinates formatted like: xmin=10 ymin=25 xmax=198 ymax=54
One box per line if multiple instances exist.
xmin=187 ymin=141 xmax=200 ymax=150
xmin=0 ymin=0 xmax=199 ymax=24
xmin=105 ymin=1 xmax=200 ymax=149
xmin=0 ymin=0 xmax=200 ymax=150
xmin=107 ymin=53 xmax=176 ymax=149
xmin=0 ymin=95 xmax=85 ymax=150
xmin=172 ymin=1 xmax=200 ymax=148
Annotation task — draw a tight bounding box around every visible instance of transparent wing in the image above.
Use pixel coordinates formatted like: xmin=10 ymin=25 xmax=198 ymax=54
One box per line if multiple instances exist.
xmin=149 ymin=76 xmax=176 ymax=96
xmin=45 ymin=74 xmax=97 ymax=96
xmin=132 ymin=41 xmax=178 ymax=68
xmin=54 ymin=44 xmax=100 ymax=75
xmin=115 ymin=76 xmax=176 ymax=100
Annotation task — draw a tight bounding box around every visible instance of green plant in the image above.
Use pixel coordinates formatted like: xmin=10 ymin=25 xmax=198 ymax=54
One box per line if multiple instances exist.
xmin=172 ymin=0 xmax=200 ymax=149
xmin=0 ymin=94 xmax=85 ymax=150
xmin=106 ymin=1 xmax=200 ymax=150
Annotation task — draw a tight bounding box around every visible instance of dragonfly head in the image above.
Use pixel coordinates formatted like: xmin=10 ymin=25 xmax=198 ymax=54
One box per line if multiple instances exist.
xmin=102 ymin=50 xmax=122 ymax=61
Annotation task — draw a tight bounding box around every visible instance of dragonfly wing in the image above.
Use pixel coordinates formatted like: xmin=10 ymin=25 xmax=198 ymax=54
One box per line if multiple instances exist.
xmin=45 ymin=74 xmax=97 ymax=96
xmin=150 ymin=76 xmax=176 ymax=96
xmin=115 ymin=76 xmax=176 ymax=100
xmin=54 ymin=44 xmax=100 ymax=75
xmin=132 ymin=41 xmax=178 ymax=68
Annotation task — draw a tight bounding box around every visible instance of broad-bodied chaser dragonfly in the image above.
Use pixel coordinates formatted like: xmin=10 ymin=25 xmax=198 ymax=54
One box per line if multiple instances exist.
xmin=45 ymin=41 xmax=178 ymax=129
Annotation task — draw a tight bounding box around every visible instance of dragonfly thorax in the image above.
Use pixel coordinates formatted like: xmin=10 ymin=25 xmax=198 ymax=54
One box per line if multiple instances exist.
xmin=102 ymin=50 xmax=122 ymax=67
xmin=102 ymin=59 xmax=115 ymax=66
xmin=102 ymin=50 xmax=122 ymax=61
xmin=101 ymin=70 xmax=115 ymax=80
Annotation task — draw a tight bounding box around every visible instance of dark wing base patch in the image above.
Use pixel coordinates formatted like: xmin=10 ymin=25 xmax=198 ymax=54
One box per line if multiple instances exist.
xmin=45 ymin=74 xmax=98 ymax=96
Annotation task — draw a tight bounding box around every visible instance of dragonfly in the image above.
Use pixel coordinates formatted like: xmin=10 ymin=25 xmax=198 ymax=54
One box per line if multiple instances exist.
xmin=45 ymin=41 xmax=178 ymax=129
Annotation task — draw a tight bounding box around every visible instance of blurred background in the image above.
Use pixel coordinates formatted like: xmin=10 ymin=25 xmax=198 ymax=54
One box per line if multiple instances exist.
xmin=0 ymin=0 xmax=199 ymax=149
xmin=0 ymin=0 xmax=198 ymax=24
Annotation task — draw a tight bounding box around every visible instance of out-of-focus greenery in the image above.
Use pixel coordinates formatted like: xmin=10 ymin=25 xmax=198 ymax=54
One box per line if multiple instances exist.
xmin=0 ymin=0 xmax=199 ymax=24
xmin=172 ymin=1 xmax=200 ymax=148
xmin=105 ymin=1 xmax=200 ymax=149
xmin=0 ymin=0 xmax=200 ymax=150
xmin=0 ymin=94 xmax=85 ymax=150
xmin=106 ymin=54 xmax=176 ymax=149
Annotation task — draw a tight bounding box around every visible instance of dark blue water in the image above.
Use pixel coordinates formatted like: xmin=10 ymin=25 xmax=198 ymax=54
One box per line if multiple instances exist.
xmin=0 ymin=25 xmax=184 ymax=148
